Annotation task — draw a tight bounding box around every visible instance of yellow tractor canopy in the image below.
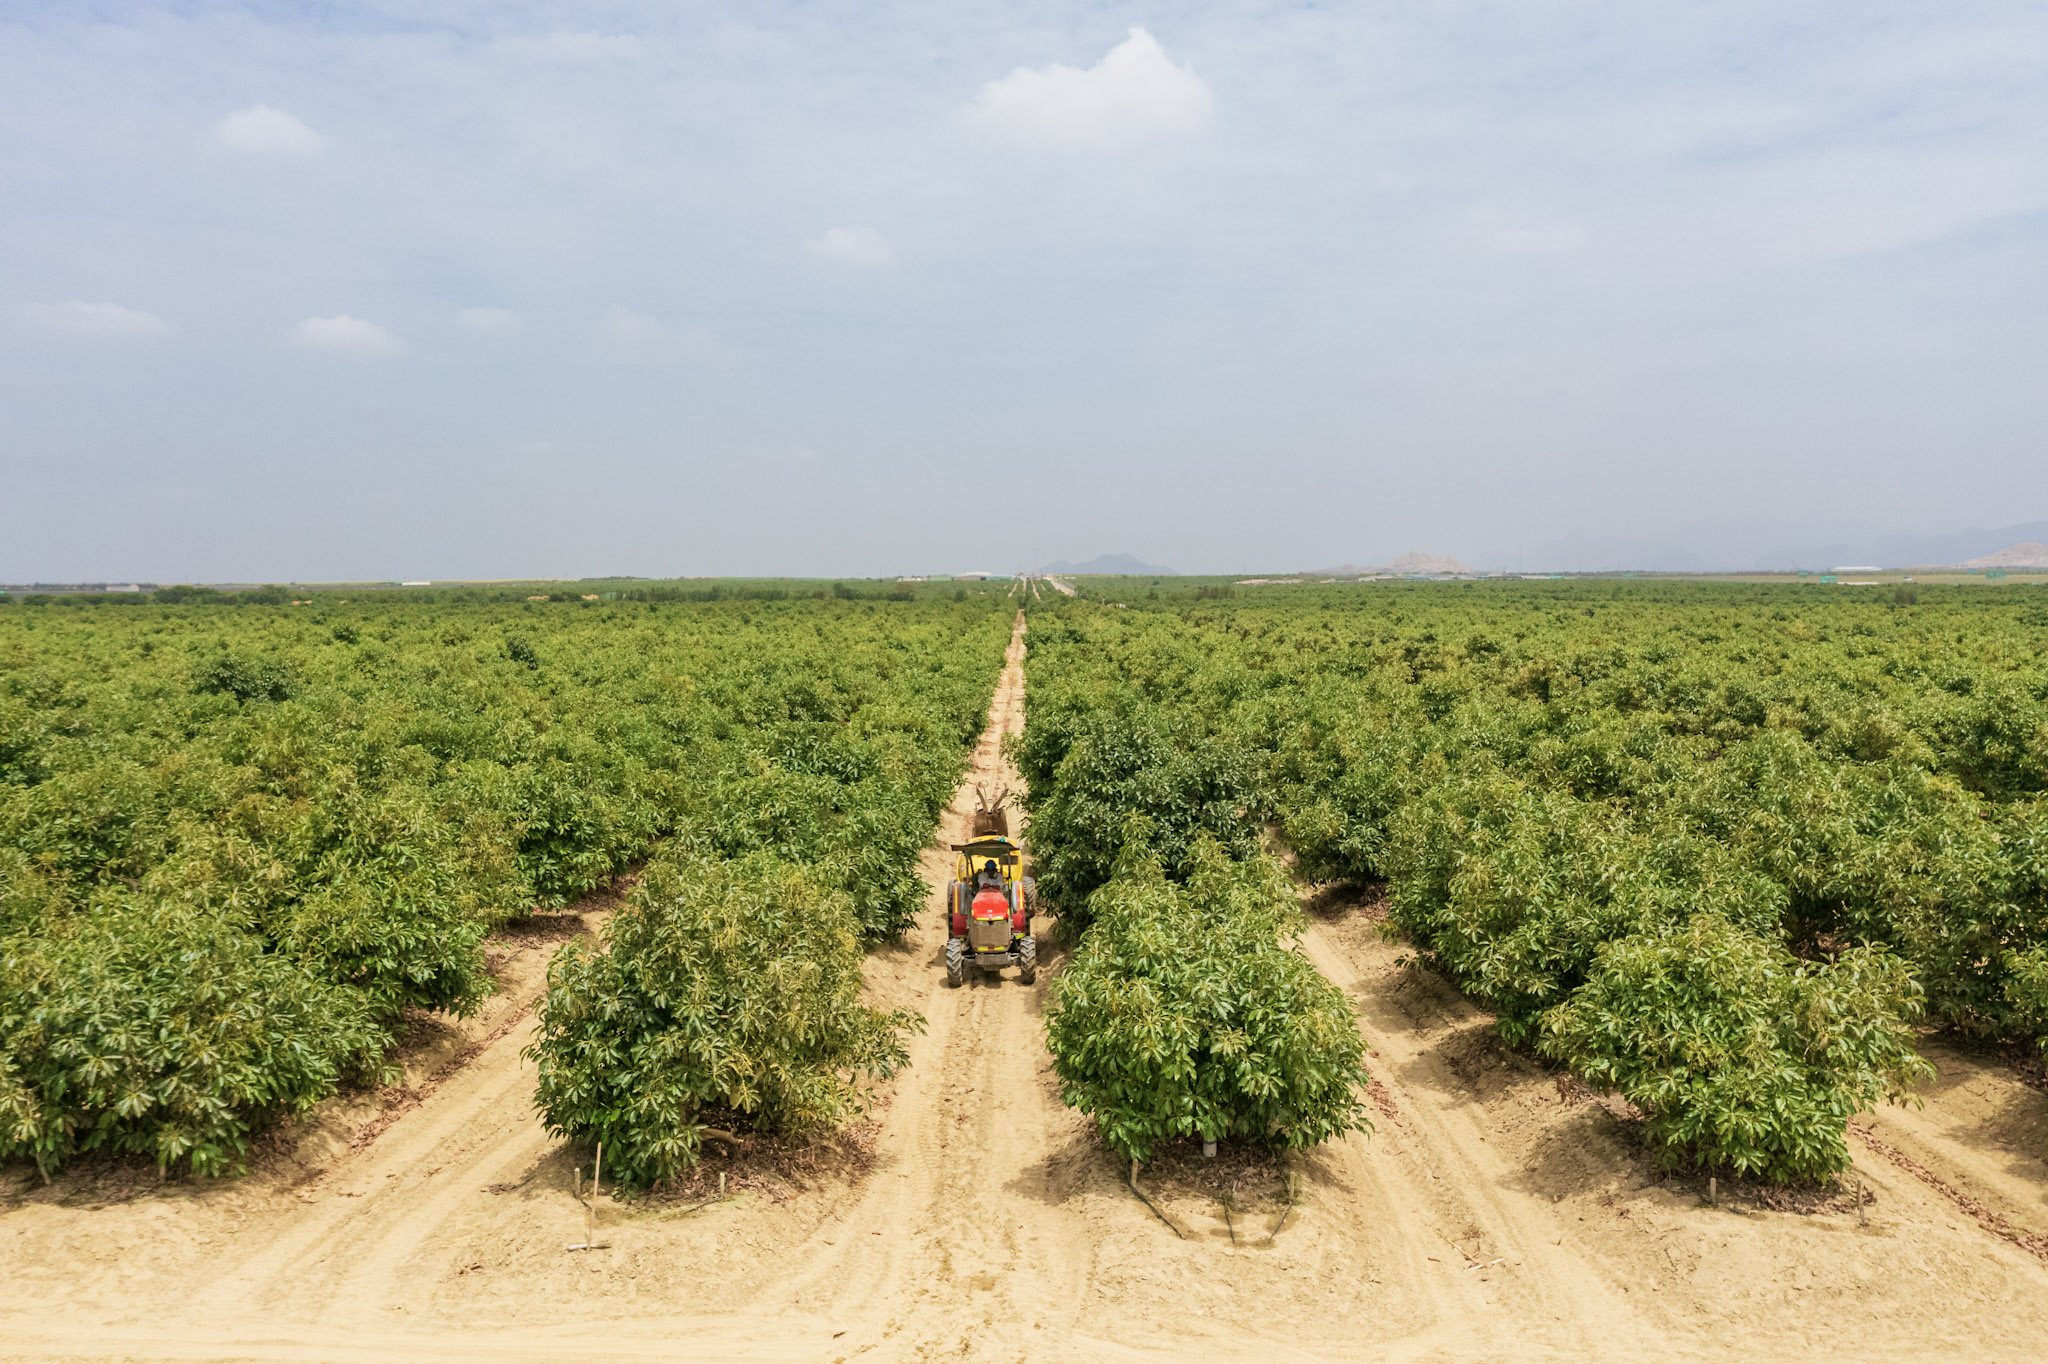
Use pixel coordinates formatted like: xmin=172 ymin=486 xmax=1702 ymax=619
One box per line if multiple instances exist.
xmin=951 ymin=835 xmax=1023 ymax=888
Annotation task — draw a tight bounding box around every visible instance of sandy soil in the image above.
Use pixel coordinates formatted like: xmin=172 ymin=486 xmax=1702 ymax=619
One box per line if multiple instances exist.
xmin=5 ymin=612 xmax=2048 ymax=1362
xmin=1293 ymin=897 xmax=2048 ymax=1361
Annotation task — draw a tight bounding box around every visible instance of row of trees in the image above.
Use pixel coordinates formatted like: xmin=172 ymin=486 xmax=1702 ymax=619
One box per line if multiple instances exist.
xmin=528 ymin=851 xmax=923 ymax=1184
xmin=1018 ymin=620 xmax=1372 ymax=1163
xmin=1020 ymin=581 xmax=2048 ymax=1182
xmin=0 ymin=596 xmax=1009 ymax=1177
xmin=1040 ymin=837 xmax=1370 ymax=1162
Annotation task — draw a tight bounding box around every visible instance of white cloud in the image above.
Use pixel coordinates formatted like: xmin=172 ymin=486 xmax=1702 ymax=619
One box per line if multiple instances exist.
xmin=603 ymin=306 xmax=662 ymax=341
xmin=292 ymin=315 xmax=401 ymax=357
xmin=1493 ymin=223 xmax=1587 ymax=255
xmin=968 ymin=28 xmax=1212 ymax=151
xmin=217 ymin=105 xmax=323 ymax=154
xmin=457 ymin=307 xmax=519 ymax=332
xmin=808 ymin=227 xmax=896 ymax=267
xmin=27 ymin=300 xmax=168 ymax=338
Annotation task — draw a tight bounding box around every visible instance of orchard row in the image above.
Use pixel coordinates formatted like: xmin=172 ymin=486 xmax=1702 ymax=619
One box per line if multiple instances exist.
xmin=0 ymin=593 xmax=1011 ymax=1177
xmin=1021 ymin=578 xmax=2048 ymax=1182
xmin=10 ymin=578 xmax=2042 ymax=1187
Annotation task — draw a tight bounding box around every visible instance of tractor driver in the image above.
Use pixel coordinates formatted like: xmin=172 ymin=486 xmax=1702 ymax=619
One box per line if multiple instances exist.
xmin=978 ymin=859 xmax=1002 ymax=890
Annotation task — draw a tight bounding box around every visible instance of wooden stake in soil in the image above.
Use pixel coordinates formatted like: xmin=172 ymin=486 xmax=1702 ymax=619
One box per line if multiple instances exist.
xmin=1708 ymin=1176 xmax=1717 ymax=1206
xmin=566 ymin=1141 xmax=610 ymax=1252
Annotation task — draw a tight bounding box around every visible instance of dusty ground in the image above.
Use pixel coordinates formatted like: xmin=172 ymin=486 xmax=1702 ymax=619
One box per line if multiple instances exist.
xmin=5 ymin=613 xmax=2048 ymax=1361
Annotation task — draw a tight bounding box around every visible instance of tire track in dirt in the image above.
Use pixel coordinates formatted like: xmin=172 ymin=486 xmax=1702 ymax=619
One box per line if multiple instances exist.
xmin=1295 ymin=920 xmax=1660 ymax=1360
xmin=1297 ymin=892 xmax=2048 ymax=1360
xmin=194 ymin=1012 xmax=557 ymax=1326
xmin=741 ymin=615 xmax=1105 ymax=1362
xmin=171 ymin=911 xmax=617 ymax=1331
xmin=1855 ymin=1036 xmax=2048 ymax=1251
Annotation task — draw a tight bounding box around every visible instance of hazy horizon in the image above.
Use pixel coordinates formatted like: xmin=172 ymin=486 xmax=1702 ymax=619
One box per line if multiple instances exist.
xmin=6 ymin=2 xmax=2045 ymax=581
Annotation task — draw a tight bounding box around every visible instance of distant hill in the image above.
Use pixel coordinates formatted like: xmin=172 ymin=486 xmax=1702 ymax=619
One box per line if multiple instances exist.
xmin=1384 ymin=552 xmax=1472 ymax=575
xmin=1961 ymin=542 xmax=2048 ymax=569
xmin=1485 ymin=519 xmax=2048 ymax=573
xmin=1039 ymin=554 xmax=1175 ymax=576
xmin=1308 ymin=553 xmax=1472 ymax=576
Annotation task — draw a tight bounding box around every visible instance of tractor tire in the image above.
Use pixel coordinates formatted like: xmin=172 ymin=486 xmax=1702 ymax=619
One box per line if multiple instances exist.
xmin=945 ymin=937 xmax=966 ymax=988
xmin=1017 ymin=935 xmax=1037 ymax=985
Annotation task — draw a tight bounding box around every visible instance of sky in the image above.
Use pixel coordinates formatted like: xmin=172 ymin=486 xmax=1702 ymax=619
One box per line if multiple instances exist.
xmin=3 ymin=1 xmax=2045 ymax=580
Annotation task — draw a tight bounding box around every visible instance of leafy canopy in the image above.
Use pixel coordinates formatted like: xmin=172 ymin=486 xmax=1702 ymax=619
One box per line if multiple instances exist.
xmin=1044 ymin=835 xmax=1369 ymax=1163
xmin=528 ymin=849 xmax=920 ymax=1186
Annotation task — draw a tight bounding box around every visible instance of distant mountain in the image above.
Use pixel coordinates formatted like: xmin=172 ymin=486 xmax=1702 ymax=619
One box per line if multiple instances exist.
xmin=1785 ymin=522 xmax=2048 ymax=570
xmin=1962 ymin=542 xmax=2048 ymax=569
xmin=1038 ymin=554 xmax=1175 ymax=576
xmin=1384 ymin=552 xmax=1472 ymax=575
xmin=1474 ymin=534 xmax=1720 ymax=573
xmin=1305 ymin=553 xmax=1473 ymax=576
xmin=1480 ymin=519 xmax=2048 ymax=573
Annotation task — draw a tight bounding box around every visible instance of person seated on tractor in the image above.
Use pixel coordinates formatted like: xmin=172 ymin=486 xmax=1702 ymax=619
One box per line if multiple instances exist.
xmin=978 ymin=860 xmax=1002 ymax=890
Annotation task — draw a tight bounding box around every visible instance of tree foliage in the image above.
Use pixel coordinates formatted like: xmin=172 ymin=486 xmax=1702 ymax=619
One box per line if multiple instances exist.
xmin=528 ymin=850 xmax=919 ymax=1186
xmin=0 ymin=593 xmax=1009 ymax=1173
xmin=1539 ymin=916 xmax=1930 ymax=1182
xmin=1018 ymin=578 xmax=2048 ymax=1181
xmin=1015 ymin=689 xmax=1263 ymax=922
xmin=1043 ymin=837 xmax=1368 ymax=1162
xmin=0 ymin=903 xmax=384 ymax=1177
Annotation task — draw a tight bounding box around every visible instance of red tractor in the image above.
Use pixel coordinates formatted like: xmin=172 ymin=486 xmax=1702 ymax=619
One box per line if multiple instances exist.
xmin=945 ymin=833 xmax=1036 ymax=987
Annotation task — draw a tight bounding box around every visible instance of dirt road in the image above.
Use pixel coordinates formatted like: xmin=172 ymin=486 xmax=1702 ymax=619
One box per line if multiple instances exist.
xmin=6 ymin=614 xmax=2048 ymax=1361
xmin=1294 ymin=900 xmax=2048 ymax=1361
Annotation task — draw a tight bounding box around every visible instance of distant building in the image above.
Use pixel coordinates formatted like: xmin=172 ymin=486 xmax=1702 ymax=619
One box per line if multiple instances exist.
xmin=1831 ymin=566 xmax=1881 ymax=574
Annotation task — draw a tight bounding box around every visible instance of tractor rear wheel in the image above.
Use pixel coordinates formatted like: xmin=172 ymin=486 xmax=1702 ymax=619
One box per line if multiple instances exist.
xmin=945 ymin=937 xmax=965 ymax=988
xmin=1017 ymin=935 xmax=1037 ymax=985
